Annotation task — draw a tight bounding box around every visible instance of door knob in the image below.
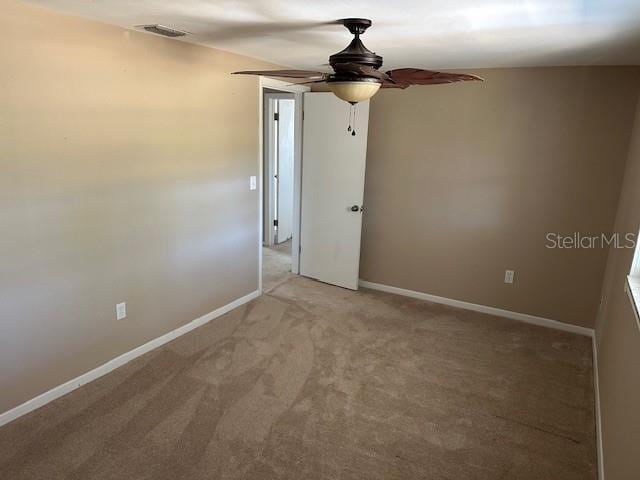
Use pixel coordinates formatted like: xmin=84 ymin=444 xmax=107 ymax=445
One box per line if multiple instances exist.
xmin=350 ymin=205 xmax=363 ymax=212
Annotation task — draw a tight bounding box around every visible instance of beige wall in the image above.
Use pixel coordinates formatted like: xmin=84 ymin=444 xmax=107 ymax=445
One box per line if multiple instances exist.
xmin=361 ymin=67 xmax=640 ymax=328
xmin=595 ymin=97 xmax=640 ymax=480
xmin=0 ymin=0 xmax=274 ymax=413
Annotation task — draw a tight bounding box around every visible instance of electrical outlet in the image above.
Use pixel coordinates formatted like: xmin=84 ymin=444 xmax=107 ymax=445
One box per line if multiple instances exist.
xmin=249 ymin=175 xmax=257 ymax=190
xmin=116 ymin=302 xmax=127 ymax=320
xmin=504 ymin=270 xmax=514 ymax=284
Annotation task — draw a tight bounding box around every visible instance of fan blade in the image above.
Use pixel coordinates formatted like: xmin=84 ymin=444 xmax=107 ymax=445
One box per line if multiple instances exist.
xmin=386 ymin=68 xmax=483 ymax=86
xmin=232 ymin=69 xmax=328 ymax=80
xmin=195 ymin=20 xmax=341 ymax=43
xmin=381 ymin=82 xmax=407 ymax=89
xmin=335 ymin=63 xmax=393 ymax=83
xmin=288 ymin=79 xmax=328 ymax=86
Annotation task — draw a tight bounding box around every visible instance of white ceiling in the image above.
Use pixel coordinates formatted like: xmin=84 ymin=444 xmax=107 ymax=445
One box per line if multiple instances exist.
xmin=27 ymin=0 xmax=640 ymax=70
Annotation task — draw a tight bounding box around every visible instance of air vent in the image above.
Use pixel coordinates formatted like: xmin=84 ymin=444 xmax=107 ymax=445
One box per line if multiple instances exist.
xmin=139 ymin=25 xmax=188 ymax=38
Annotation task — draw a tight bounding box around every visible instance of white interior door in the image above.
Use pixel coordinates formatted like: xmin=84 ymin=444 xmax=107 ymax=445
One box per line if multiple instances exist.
xmin=263 ymin=97 xmax=277 ymax=246
xmin=300 ymin=92 xmax=370 ymax=290
xmin=276 ymin=99 xmax=295 ymax=243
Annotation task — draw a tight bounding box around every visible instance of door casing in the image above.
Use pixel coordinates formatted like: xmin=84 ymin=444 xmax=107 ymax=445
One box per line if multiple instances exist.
xmin=257 ymin=78 xmax=309 ymax=293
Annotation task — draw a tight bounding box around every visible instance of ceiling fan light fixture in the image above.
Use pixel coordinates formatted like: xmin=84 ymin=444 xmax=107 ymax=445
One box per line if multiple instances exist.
xmin=328 ymin=80 xmax=381 ymax=104
xmin=232 ymin=18 xmax=483 ymax=109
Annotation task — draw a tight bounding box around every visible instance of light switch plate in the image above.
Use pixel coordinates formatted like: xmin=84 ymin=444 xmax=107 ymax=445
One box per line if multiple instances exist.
xmin=249 ymin=175 xmax=257 ymax=190
xmin=116 ymin=302 xmax=127 ymax=320
xmin=504 ymin=270 xmax=514 ymax=284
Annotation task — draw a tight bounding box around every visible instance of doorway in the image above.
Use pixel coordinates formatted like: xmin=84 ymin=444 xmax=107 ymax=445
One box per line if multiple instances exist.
xmin=263 ymin=91 xmax=294 ymax=290
xmin=258 ymin=79 xmax=308 ymax=292
xmin=257 ymin=84 xmax=370 ymax=294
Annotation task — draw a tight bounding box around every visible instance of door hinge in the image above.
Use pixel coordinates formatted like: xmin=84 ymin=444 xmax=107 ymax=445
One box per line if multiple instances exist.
xmin=273 ymin=219 xmax=279 ymax=227
xmin=274 ymin=112 xmax=279 ymax=121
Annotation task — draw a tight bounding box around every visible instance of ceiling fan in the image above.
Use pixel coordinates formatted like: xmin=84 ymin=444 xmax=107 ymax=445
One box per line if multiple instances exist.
xmin=233 ymin=18 xmax=483 ymax=105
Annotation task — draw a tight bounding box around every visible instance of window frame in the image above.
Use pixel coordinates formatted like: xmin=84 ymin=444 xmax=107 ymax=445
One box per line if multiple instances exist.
xmin=625 ymin=229 xmax=640 ymax=331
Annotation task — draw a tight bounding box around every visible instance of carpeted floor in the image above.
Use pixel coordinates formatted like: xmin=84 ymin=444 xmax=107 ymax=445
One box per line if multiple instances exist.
xmin=262 ymin=240 xmax=293 ymax=292
xmin=0 ymin=264 xmax=596 ymax=479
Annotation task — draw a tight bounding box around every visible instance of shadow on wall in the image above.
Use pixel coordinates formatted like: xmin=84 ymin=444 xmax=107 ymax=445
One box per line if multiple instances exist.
xmin=595 ymin=94 xmax=640 ymax=480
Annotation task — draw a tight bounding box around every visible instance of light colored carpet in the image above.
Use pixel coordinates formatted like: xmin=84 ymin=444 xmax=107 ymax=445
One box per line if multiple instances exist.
xmin=263 ymin=240 xmax=293 ymax=292
xmin=0 ymin=272 xmax=596 ymax=479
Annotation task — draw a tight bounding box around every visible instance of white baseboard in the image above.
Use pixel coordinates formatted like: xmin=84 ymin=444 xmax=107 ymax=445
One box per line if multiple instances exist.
xmin=0 ymin=289 xmax=261 ymax=428
xmin=358 ymin=280 xmax=594 ymax=337
xmin=592 ymin=335 xmax=605 ymax=480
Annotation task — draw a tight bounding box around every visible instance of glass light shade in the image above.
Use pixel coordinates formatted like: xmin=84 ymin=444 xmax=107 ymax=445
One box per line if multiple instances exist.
xmin=328 ymin=81 xmax=381 ymax=103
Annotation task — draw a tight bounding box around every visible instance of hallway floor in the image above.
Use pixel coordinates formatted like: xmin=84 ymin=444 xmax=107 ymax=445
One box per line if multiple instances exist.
xmin=262 ymin=239 xmax=293 ymax=292
xmin=0 ymin=273 xmax=596 ymax=479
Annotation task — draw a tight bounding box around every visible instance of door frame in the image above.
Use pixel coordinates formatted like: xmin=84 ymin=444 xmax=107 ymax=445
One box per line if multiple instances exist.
xmin=257 ymin=78 xmax=309 ymax=293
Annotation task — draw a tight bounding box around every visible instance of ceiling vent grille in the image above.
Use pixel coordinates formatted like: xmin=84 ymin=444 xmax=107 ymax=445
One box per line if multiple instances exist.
xmin=139 ymin=25 xmax=188 ymax=38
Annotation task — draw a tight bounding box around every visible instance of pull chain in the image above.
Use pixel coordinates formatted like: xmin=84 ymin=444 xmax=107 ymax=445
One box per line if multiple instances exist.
xmin=352 ymin=104 xmax=357 ymax=136
xmin=345 ymin=103 xmax=358 ymax=136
